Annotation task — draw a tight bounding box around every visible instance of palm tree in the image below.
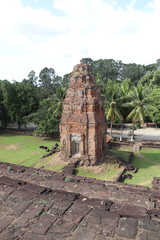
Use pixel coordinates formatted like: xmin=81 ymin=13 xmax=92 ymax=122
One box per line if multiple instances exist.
xmin=125 ymin=84 xmax=150 ymax=126
xmin=106 ymin=101 xmax=123 ymax=138
xmin=52 ymin=86 xmax=67 ymax=119
xmin=122 ymin=84 xmax=152 ymax=140
xmin=118 ymin=78 xmax=133 ymax=140
xmin=104 ymin=80 xmax=123 ymax=138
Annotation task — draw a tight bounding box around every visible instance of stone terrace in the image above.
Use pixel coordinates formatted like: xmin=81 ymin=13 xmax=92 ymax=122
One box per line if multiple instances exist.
xmin=0 ymin=161 xmax=160 ymax=240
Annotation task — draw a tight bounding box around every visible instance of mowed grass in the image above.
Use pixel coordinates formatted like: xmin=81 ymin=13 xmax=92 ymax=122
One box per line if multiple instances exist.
xmin=114 ymin=147 xmax=160 ymax=187
xmin=0 ymin=133 xmax=159 ymax=186
xmin=75 ymin=161 xmax=124 ymax=181
xmin=0 ymin=133 xmax=61 ymax=168
xmin=0 ymin=133 xmax=124 ymax=181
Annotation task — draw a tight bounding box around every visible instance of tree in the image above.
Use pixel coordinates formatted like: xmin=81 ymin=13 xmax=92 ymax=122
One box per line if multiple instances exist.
xmin=93 ymin=59 xmax=120 ymax=82
xmin=26 ymin=98 xmax=59 ymax=134
xmin=0 ymin=80 xmax=10 ymax=128
xmin=39 ymin=67 xmax=56 ymax=99
xmin=26 ymin=85 xmax=67 ymax=135
xmin=38 ymin=67 xmax=63 ymax=99
xmin=104 ymin=80 xmax=123 ymax=138
xmin=147 ymin=88 xmax=160 ymax=124
xmin=151 ymin=69 xmax=160 ymax=87
xmin=118 ymin=78 xmax=132 ymax=120
xmin=128 ymin=125 xmax=137 ymax=141
xmin=106 ymin=101 xmax=123 ymax=138
xmin=0 ymin=80 xmax=17 ymax=126
xmin=53 ymin=86 xmax=67 ymax=119
xmin=80 ymin=58 xmax=94 ymax=66
xmin=124 ymin=84 xmax=150 ymax=126
xmin=27 ymin=70 xmax=38 ymax=86
xmin=61 ymin=73 xmax=70 ymax=88
xmin=120 ymin=63 xmax=145 ymax=84
xmin=1 ymin=81 xmax=39 ymax=129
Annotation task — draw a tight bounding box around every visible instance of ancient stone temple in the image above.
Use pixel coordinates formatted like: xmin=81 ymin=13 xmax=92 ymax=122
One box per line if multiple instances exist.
xmin=60 ymin=63 xmax=107 ymax=165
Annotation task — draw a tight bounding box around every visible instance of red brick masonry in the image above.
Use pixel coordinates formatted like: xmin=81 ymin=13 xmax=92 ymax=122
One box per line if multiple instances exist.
xmin=60 ymin=63 xmax=107 ymax=165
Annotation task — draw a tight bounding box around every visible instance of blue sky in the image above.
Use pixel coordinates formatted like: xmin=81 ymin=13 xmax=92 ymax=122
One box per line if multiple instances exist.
xmin=21 ymin=0 xmax=151 ymax=11
xmin=0 ymin=0 xmax=160 ymax=81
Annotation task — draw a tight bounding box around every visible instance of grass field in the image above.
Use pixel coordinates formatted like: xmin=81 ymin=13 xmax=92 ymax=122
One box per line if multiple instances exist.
xmin=0 ymin=133 xmax=159 ymax=186
xmin=0 ymin=133 xmax=124 ymax=180
xmin=0 ymin=133 xmax=64 ymax=169
xmin=75 ymin=160 xmax=124 ymax=181
xmin=113 ymin=147 xmax=160 ymax=187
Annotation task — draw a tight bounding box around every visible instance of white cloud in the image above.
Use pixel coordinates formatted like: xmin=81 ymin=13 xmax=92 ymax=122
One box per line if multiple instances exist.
xmin=0 ymin=0 xmax=160 ymax=81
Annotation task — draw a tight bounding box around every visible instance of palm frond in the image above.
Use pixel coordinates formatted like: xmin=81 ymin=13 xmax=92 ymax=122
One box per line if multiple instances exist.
xmin=115 ymin=107 xmax=123 ymax=121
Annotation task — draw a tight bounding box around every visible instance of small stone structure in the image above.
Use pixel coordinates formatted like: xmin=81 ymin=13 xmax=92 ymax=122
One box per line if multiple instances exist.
xmin=60 ymin=63 xmax=107 ymax=165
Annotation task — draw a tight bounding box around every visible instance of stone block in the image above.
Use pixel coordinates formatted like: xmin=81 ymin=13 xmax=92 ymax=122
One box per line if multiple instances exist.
xmin=0 ymin=176 xmax=26 ymax=187
xmin=0 ymin=230 xmax=16 ymax=240
xmin=20 ymin=202 xmax=45 ymax=219
xmin=116 ymin=217 xmax=138 ymax=238
xmin=20 ymin=232 xmax=45 ymax=240
xmin=136 ymin=231 xmax=160 ymax=240
xmin=117 ymin=204 xmax=148 ymax=218
xmin=90 ymin=208 xmax=120 ymax=221
xmin=10 ymin=201 xmax=32 ymax=217
xmin=0 ymin=216 xmax=15 ymax=233
xmin=20 ymin=182 xmax=47 ymax=194
xmin=139 ymin=219 xmax=160 ymax=231
xmin=30 ymin=214 xmax=56 ymax=235
xmin=72 ymin=226 xmax=96 ymax=240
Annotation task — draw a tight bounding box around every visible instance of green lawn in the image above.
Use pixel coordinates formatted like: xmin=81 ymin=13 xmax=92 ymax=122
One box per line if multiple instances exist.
xmin=110 ymin=148 xmax=131 ymax=162
xmin=0 ymin=133 xmax=160 ymax=187
xmin=75 ymin=161 xmax=124 ymax=181
xmin=116 ymin=147 xmax=160 ymax=187
xmin=0 ymin=133 xmax=61 ymax=168
xmin=0 ymin=133 xmax=124 ymax=181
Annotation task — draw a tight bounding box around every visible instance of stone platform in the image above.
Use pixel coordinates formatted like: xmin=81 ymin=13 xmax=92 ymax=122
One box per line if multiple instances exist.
xmin=0 ymin=162 xmax=160 ymax=240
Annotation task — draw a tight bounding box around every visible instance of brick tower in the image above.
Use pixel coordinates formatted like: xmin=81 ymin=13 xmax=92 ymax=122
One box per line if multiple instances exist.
xmin=60 ymin=63 xmax=107 ymax=165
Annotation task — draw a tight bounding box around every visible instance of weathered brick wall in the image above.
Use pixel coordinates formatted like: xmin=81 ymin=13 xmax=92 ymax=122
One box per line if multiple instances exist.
xmin=60 ymin=63 xmax=107 ymax=165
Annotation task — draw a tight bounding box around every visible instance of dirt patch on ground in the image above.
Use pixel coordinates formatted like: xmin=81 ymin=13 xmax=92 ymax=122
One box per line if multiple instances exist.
xmin=140 ymin=181 xmax=151 ymax=186
xmin=47 ymin=152 xmax=67 ymax=165
xmin=0 ymin=143 xmax=21 ymax=150
xmin=33 ymin=152 xmax=67 ymax=170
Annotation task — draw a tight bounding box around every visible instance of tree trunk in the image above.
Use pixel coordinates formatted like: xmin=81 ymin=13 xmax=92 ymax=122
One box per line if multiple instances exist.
xmin=110 ymin=120 xmax=113 ymax=137
xmin=18 ymin=122 xmax=21 ymax=130
xmin=120 ymin=122 xmax=123 ymax=141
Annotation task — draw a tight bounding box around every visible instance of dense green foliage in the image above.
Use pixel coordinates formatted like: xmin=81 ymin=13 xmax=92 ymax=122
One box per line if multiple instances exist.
xmin=0 ymin=58 xmax=160 ymax=134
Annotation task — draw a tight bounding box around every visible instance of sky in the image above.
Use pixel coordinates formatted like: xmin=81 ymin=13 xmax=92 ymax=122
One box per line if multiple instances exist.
xmin=0 ymin=0 xmax=160 ymax=81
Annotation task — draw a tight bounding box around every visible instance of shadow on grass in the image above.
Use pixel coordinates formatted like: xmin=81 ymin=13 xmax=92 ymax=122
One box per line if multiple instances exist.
xmin=112 ymin=148 xmax=160 ymax=170
xmin=0 ymin=133 xmax=21 ymax=137
xmin=43 ymin=137 xmax=60 ymax=142
xmin=133 ymin=153 xmax=160 ymax=169
xmin=112 ymin=148 xmax=160 ymax=187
